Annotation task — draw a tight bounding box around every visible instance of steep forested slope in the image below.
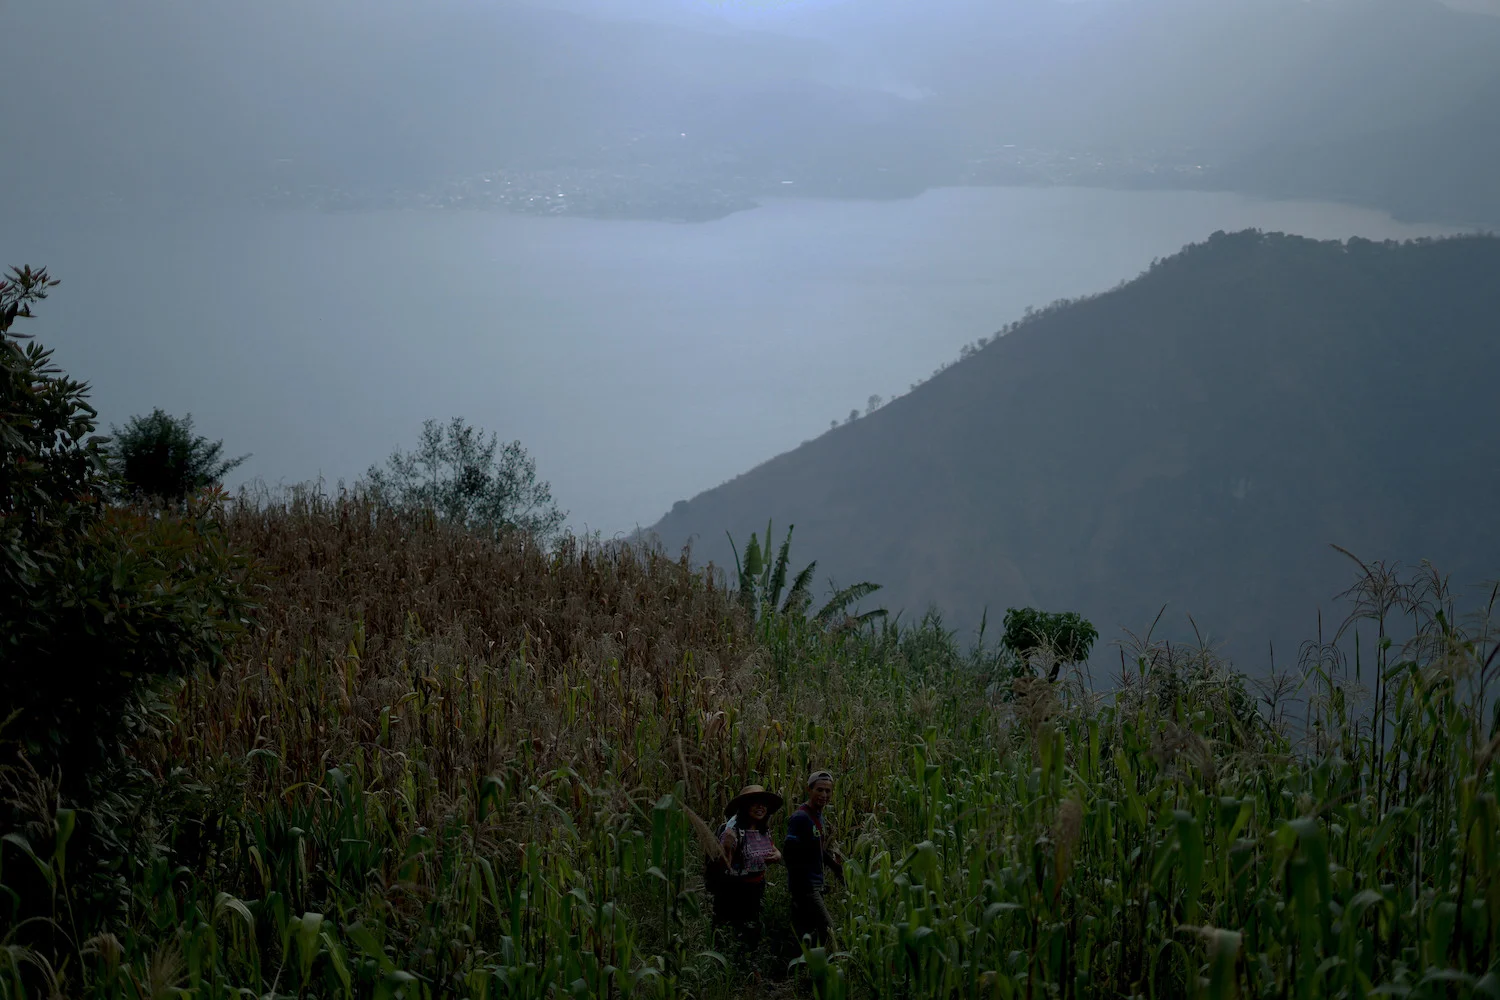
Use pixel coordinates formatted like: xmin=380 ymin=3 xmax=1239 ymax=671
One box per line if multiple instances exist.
xmin=651 ymin=232 xmax=1500 ymax=665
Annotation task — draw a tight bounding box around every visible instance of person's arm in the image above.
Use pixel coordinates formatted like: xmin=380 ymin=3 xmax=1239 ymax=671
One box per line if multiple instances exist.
xmin=719 ymin=828 xmax=736 ymax=868
xmin=821 ymin=824 xmax=845 ymax=879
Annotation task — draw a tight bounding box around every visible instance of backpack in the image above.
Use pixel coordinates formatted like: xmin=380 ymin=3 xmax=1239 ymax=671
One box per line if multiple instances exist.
xmin=703 ymin=815 xmax=746 ymax=897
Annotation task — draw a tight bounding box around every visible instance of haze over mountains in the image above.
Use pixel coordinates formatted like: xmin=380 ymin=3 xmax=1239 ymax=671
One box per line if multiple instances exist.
xmin=649 ymin=232 xmax=1500 ymax=665
xmin=5 ymin=0 xmax=1499 ymax=223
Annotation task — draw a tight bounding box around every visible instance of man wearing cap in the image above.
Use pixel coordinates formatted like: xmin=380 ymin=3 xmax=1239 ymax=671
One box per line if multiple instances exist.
xmin=783 ymin=770 xmax=843 ymax=948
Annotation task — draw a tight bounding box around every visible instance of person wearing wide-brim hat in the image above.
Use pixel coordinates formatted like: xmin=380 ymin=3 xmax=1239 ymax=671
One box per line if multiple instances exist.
xmin=709 ymin=784 xmax=784 ymax=953
xmin=725 ymin=785 xmax=784 ymax=821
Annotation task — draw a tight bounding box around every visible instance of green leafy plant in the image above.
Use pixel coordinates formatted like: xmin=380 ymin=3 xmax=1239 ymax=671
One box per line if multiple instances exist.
xmin=110 ymin=407 xmax=248 ymax=504
xmin=1001 ymin=606 xmax=1099 ymax=680
xmin=1 ymin=266 xmax=99 ymax=588
xmin=728 ymin=521 xmax=885 ymax=628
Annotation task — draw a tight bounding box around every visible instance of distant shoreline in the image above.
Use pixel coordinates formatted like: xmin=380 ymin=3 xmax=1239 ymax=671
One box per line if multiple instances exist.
xmin=320 ymin=174 xmax=1495 ymax=233
xmin=20 ymin=179 xmax=1489 ymax=234
xmin=307 ymin=180 xmax=1492 ymax=233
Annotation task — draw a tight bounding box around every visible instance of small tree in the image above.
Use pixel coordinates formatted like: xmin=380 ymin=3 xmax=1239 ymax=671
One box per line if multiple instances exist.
xmin=363 ymin=417 xmax=567 ymax=540
xmin=111 ymin=408 xmax=248 ymax=504
xmin=1002 ymin=607 xmax=1099 ymax=681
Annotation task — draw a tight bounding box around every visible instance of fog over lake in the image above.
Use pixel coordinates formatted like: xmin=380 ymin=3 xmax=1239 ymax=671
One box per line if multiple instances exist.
xmin=4 ymin=186 xmax=1462 ymax=535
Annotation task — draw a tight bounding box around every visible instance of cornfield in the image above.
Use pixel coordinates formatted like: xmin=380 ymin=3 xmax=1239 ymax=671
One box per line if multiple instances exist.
xmin=2 ymin=492 xmax=1498 ymax=999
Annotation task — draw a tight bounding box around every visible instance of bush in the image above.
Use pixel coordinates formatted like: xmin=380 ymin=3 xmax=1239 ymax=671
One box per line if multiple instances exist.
xmin=110 ymin=407 xmax=248 ymax=504
xmin=1001 ymin=606 xmax=1099 ymax=680
xmin=362 ymin=416 xmax=567 ymax=540
xmin=1 ymin=267 xmax=100 ymax=577
xmin=0 ymin=267 xmax=251 ymax=791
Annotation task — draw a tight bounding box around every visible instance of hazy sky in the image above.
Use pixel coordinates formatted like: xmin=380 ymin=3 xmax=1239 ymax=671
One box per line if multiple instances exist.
xmin=6 ymin=0 xmax=1499 ymax=203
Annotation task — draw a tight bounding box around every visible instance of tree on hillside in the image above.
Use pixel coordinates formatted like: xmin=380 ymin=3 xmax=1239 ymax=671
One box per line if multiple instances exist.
xmin=1 ymin=266 xmax=249 ymax=790
xmin=1002 ymin=607 xmax=1099 ymax=682
xmin=363 ymin=417 xmax=567 ymax=541
xmin=111 ymin=408 xmax=249 ymax=504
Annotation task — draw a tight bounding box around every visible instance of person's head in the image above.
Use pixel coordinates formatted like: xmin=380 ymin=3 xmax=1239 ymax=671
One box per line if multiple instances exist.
xmin=806 ymin=770 xmax=834 ymax=811
xmin=726 ymin=784 xmax=783 ymax=831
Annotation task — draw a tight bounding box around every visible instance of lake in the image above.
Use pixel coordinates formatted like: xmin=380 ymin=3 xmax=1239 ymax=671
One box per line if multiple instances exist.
xmin=2 ymin=186 xmax=1463 ymax=534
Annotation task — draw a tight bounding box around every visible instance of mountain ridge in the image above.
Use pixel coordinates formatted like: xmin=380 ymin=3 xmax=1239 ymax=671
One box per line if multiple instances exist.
xmin=648 ymin=230 xmax=1500 ymax=666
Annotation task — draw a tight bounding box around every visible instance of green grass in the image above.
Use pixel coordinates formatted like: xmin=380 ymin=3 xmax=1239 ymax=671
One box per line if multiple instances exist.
xmin=2 ymin=495 xmax=1498 ymax=999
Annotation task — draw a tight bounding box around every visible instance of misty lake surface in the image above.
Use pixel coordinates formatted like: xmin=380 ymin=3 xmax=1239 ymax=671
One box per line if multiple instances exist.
xmin=5 ymin=186 xmax=1463 ymax=534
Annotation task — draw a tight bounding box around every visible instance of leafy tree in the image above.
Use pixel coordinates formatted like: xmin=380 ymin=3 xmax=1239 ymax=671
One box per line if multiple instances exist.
xmin=363 ymin=417 xmax=567 ymax=540
xmin=1002 ymin=606 xmax=1099 ymax=681
xmin=1 ymin=267 xmax=250 ymax=790
xmin=1 ymin=266 xmax=97 ymax=553
xmin=111 ymin=407 xmax=248 ymax=504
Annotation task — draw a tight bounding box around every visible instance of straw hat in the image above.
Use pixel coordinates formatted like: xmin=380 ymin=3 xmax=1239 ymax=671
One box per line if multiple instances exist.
xmin=725 ymin=784 xmax=784 ymax=819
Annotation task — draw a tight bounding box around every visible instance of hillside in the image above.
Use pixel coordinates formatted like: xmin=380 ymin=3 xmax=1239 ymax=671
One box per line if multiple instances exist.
xmin=650 ymin=231 xmax=1500 ymax=665
xmin=10 ymin=492 xmax=1499 ymax=996
xmin=8 ymin=256 xmax=1500 ymax=997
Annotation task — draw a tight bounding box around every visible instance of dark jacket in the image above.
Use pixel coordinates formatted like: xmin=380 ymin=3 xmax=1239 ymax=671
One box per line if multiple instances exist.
xmin=783 ymin=804 xmax=830 ymax=896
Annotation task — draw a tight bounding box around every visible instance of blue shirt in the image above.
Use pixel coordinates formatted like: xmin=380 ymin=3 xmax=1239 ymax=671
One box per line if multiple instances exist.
xmin=783 ymin=805 xmax=829 ymax=895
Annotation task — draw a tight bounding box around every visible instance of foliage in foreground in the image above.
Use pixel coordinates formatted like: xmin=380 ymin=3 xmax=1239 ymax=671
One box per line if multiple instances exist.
xmin=0 ymin=270 xmax=250 ymax=788
xmin=2 ymin=490 xmax=1498 ymax=1000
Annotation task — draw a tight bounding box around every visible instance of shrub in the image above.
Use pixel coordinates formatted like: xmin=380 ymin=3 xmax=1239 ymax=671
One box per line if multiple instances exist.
xmin=0 ymin=267 xmax=251 ymax=790
xmin=110 ymin=407 xmax=248 ymax=504
xmin=1001 ymin=606 xmax=1099 ymax=680
xmin=1 ymin=266 xmax=100 ymax=585
xmin=362 ymin=416 xmax=567 ymax=541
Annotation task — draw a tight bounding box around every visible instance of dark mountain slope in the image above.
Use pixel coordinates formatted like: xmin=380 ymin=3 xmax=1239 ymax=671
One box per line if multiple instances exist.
xmin=650 ymin=232 xmax=1500 ymax=665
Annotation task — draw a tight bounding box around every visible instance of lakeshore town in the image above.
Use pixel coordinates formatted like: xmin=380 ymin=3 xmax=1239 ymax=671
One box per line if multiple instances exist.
xmin=251 ymin=141 xmax=1216 ymax=222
